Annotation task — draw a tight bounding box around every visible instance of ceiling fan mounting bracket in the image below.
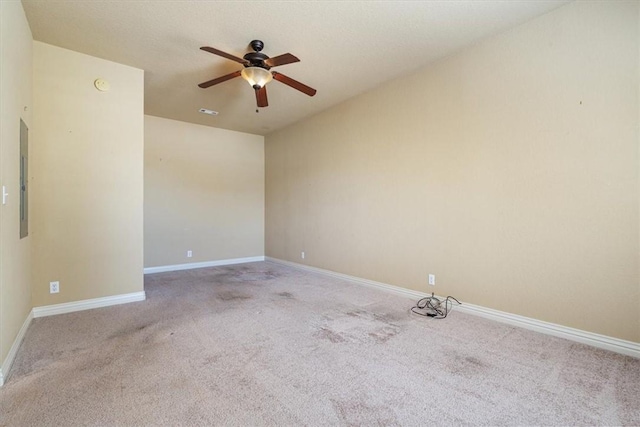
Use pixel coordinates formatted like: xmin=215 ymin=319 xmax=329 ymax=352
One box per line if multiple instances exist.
xmin=249 ymin=39 xmax=264 ymax=52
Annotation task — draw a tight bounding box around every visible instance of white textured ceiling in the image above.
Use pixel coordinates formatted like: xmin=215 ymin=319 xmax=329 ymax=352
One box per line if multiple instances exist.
xmin=22 ymin=0 xmax=570 ymax=136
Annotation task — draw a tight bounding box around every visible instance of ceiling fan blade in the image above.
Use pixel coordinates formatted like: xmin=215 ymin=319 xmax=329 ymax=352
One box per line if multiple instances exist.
xmin=200 ymin=46 xmax=249 ymax=65
xmin=255 ymin=86 xmax=268 ymax=108
xmin=264 ymin=53 xmax=300 ymax=68
xmin=272 ymin=72 xmax=317 ymax=96
xmin=198 ymin=70 xmax=242 ymax=88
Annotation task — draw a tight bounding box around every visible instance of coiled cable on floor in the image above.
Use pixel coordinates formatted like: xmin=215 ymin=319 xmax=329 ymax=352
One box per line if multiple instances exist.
xmin=411 ymin=293 xmax=461 ymax=319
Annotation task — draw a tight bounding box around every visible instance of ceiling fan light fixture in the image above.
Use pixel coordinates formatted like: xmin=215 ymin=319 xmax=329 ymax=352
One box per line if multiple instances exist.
xmin=241 ymin=66 xmax=273 ymax=89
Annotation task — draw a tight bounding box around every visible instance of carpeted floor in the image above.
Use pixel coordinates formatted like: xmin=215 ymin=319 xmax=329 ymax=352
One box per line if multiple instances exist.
xmin=0 ymin=261 xmax=639 ymax=425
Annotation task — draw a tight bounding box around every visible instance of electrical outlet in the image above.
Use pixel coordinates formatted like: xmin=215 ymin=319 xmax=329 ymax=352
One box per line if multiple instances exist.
xmin=428 ymin=274 xmax=435 ymax=286
xmin=50 ymin=281 xmax=60 ymax=294
xmin=301 ymin=251 xmax=305 ymax=259
xmin=187 ymin=250 xmax=192 ymax=258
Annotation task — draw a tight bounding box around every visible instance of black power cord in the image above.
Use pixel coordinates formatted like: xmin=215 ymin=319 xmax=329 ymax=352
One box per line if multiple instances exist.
xmin=411 ymin=293 xmax=461 ymax=319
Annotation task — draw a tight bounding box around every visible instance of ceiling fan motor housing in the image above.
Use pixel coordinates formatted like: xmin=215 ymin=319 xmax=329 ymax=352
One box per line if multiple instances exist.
xmin=243 ymin=40 xmax=270 ymax=69
xmin=243 ymin=51 xmax=270 ymax=69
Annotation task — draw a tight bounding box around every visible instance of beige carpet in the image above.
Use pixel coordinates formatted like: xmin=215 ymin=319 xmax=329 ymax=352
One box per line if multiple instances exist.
xmin=1 ymin=261 xmax=638 ymax=425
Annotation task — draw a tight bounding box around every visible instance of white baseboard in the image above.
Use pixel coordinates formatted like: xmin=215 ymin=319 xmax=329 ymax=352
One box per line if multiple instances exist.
xmin=0 ymin=310 xmax=34 ymax=387
xmin=33 ymin=291 xmax=146 ymax=318
xmin=266 ymin=257 xmax=640 ymax=359
xmin=144 ymin=256 xmax=266 ymax=274
xmin=453 ymin=301 xmax=640 ymax=358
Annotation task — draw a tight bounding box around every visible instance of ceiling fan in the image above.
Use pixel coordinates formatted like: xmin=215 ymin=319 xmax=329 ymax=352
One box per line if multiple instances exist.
xmin=198 ymin=40 xmax=317 ymax=108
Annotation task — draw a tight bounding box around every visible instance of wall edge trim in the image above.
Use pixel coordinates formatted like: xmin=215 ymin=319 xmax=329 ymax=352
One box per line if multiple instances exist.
xmin=0 ymin=309 xmax=34 ymax=387
xmin=265 ymin=257 xmax=640 ymax=358
xmin=32 ymin=291 xmax=146 ymax=318
xmin=143 ymin=256 xmax=266 ymax=274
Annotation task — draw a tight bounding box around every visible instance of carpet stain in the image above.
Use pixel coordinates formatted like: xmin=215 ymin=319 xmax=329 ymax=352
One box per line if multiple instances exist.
xmin=346 ymin=309 xmax=402 ymax=327
xmin=108 ymin=323 xmax=152 ymax=340
xmin=465 ymin=356 xmax=486 ymax=367
xmin=368 ymin=326 xmax=399 ymax=344
xmin=315 ymin=327 xmax=346 ymax=343
xmin=216 ymin=291 xmax=252 ymax=302
xmin=202 ymin=354 xmax=222 ymax=366
xmin=276 ymin=292 xmax=295 ymax=299
xmin=331 ymin=399 xmax=400 ymax=426
xmin=207 ymin=268 xmax=280 ymax=283
xmin=235 ymin=268 xmax=280 ymax=282
xmin=206 ymin=272 xmax=235 ymax=283
xmin=76 ymin=353 xmax=115 ymax=373
xmin=444 ymin=351 xmax=491 ymax=377
xmin=332 ymin=309 xmax=403 ymax=344
xmin=346 ymin=309 xmax=374 ymax=319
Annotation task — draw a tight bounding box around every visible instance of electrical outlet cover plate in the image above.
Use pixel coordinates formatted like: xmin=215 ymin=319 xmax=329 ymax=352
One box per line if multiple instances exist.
xmin=50 ymin=281 xmax=60 ymax=293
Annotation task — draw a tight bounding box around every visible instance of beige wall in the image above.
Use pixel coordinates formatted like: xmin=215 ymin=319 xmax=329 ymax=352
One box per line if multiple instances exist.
xmin=31 ymin=42 xmax=144 ymax=307
xmin=144 ymin=115 xmax=264 ymax=268
xmin=266 ymin=1 xmax=640 ymax=342
xmin=0 ymin=1 xmax=33 ymax=366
